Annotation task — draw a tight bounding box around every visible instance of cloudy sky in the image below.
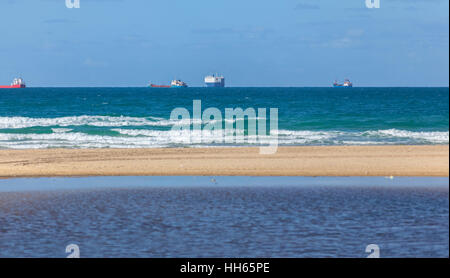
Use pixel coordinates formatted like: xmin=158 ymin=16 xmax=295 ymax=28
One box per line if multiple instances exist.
xmin=0 ymin=0 xmax=448 ymax=86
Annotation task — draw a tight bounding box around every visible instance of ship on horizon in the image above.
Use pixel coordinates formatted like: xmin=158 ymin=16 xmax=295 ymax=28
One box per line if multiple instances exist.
xmin=149 ymin=79 xmax=188 ymax=88
xmin=0 ymin=78 xmax=26 ymax=89
xmin=204 ymin=74 xmax=225 ymax=87
xmin=333 ymin=79 xmax=353 ymax=87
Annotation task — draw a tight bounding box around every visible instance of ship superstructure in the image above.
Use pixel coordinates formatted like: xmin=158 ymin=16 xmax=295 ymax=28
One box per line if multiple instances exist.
xmin=149 ymin=79 xmax=188 ymax=88
xmin=170 ymin=79 xmax=188 ymax=87
xmin=204 ymin=74 xmax=225 ymax=87
xmin=0 ymin=77 xmax=26 ymax=89
xmin=333 ymin=79 xmax=353 ymax=87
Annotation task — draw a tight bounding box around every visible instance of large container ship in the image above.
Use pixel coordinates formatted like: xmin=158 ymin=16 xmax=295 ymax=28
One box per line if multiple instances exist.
xmin=0 ymin=78 xmax=26 ymax=89
xmin=149 ymin=79 xmax=188 ymax=88
xmin=204 ymin=74 xmax=225 ymax=87
xmin=333 ymin=79 xmax=353 ymax=87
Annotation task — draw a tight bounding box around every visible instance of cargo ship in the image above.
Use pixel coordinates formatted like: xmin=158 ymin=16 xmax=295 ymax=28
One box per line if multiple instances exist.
xmin=204 ymin=74 xmax=225 ymax=87
xmin=170 ymin=79 xmax=188 ymax=87
xmin=333 ymin=79 xmax=353 ymax=87
xmin=149 ymin=79 xmax=188 ymax=88
xmin=0 ymin=78 xmax=26 ymax=89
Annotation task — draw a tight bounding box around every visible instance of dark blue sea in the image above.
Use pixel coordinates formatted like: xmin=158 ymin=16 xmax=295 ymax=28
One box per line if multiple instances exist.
xmin=0 ymin=87 xmax=448 ymax=148
xmin=0 ymin=177 xmax=448 ymax=258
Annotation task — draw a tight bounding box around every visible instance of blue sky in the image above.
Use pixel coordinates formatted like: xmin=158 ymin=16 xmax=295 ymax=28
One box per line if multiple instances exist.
xmin=0 ymin=0 xmax=448 ymax=87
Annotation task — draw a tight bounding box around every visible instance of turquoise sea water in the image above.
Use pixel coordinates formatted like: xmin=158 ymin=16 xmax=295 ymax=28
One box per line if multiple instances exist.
xmin=0 ymin=87 xmax=448 ymax=148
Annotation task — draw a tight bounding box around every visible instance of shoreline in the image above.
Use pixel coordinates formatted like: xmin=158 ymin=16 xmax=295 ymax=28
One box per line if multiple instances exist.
xmin=0 ymin=145 xmax=448 ymax=178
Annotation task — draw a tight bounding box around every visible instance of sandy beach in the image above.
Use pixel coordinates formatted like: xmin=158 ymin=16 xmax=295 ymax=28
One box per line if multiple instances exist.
xmin=0 ymin=145 xmax=448 ymax=178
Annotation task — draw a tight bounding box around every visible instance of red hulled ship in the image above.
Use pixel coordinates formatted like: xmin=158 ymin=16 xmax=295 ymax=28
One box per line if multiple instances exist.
xmin=149 ymin=84 xmax=171 ymax=88
xmin=0 ymin=78 xmax=26 ymax=88
xmin=149 ymin=79 xmax=188 ymax=88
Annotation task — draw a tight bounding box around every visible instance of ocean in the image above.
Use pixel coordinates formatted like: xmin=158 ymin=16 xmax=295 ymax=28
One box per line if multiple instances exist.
xmin=0 ymin=87 xmax=448 ymax=148
xmin=0 ymin=176 xmax=448 ymax=258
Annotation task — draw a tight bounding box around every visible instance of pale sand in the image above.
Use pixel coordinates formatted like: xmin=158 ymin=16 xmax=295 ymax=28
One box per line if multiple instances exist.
xmin=0 ymin=146 xmax=448 ymax=178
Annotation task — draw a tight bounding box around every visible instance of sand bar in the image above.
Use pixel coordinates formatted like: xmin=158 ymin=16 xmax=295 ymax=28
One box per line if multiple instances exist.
xmin=0 ymin=146 xmax=448 ymax=178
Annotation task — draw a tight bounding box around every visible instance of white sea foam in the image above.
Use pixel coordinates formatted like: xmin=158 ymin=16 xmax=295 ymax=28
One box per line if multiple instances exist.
xmin=0 ymin=132 xmax=170 ymax=149
xmin=274 ymin=130 xmax=341 ymax=141
xmin=51 ymin=128 xmax=73 ymax=133
xmin=275 ymin=129 xmax=448 ymax=144
xmin=364 ymin=129 xmax=449 ymax=144
xmin=0 ymin=115 xmax=259 ymax=129
xmin=0 ymin=116 xmax=175 ymax=128
xmin=0 ymin=126 xmax=447 ymax=149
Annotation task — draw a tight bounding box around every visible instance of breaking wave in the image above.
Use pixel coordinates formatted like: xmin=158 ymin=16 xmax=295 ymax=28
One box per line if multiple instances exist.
xmin=0 ymin=124 xmax=447 ymax=148
xmin=0 ymin=116 xmax=181 ymax=128
xmin=0 ymin=115 xmax=264 ymax=129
